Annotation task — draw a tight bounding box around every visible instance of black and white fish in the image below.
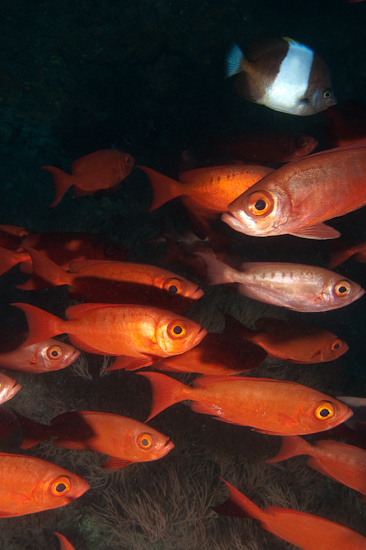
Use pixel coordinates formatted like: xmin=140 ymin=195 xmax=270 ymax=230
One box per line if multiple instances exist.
xmin=226 ymin=37 xmax=336 ymax=116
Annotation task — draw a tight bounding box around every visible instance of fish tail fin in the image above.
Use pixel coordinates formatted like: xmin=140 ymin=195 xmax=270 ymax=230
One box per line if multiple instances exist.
xmin=213 ymin=478 xmax=267 ymax=522
xmin=137 ymin=371 xmax=188 ymax=420
xmin=266 ymin=435 xmax=310 ymax=463
xmin=195 ymin=253 xmax=236 ymax=285
xmin=226 ymin=43 xmax=245 ymax=78
xmin=13 ymin=411 xmax=53 ymax=449
xmin=12 ymin=303 xmax=64 ymax=345
xmin=21 ymin=246 xmax=72 ymax=288
xmin=0 ymin=246 xmax=23 ymax=276
xmin=42 ymin=166 xmax=73 ymax=207
xmin=137 ymin=166 xmax=182 ymax=211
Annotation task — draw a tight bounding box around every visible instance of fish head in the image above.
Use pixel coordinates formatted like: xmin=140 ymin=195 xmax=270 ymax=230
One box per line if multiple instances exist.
xmin=299 ymin=395 xmax=353 ymax=434
xmin=36 ymin=339 xmax=81 ymax=372
xmin=321 ymin=275 xmax=365 ymax=310
xmin=154 ymin=313 xmax=207 ymax=356
xmin=37 ymin=467 xmax=89 ymax=512
xmin=120 ymin=152 xmax=135 ymax=178
xmin=222 ymin=181 xmax=292 ymax=237
xmin=128 ymin=427 xmax=174 ymax=462
xmin=0 ymin=373 xmax=21 ymax=404
xmin=155 ymin=274 xmax=204 ymax=301
xmin=292 ymin=134 xmax=319 ymax=159
xmin=318 ymin=335 xmax=349 ymax=362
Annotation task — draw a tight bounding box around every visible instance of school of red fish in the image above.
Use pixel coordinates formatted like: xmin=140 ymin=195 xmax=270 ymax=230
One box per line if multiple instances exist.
xmin=1 ymin=37 xmax=366 ymax=550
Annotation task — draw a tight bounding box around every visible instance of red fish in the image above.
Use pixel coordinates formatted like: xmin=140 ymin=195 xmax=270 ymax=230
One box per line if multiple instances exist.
xmin=229 ymin=315 xmax=348 ymax=363
xmin=16 ymin=411 xmax=174 ymax=469
xmin=54 ymin=533 xmax=75 ymax=550
xmin=14 ymin=302 xmax=207 ymax=371
xmin=139 ymin=372 xmax=352 ymax=435
xmin=138 ymin=164 xmax=273 ymax=213
xmin=43 ymin=149 xmax=135 ymax=207
xmin=214 ymin=478 xmax=366 ymax=549
xmin=223 ymin=143 xmax=366 ymax=239
xmin=267 ymin=435 xmax=366 ymax=498
xmin=212 ymin=130 xmax=318 ymax=164
xmin=0 ymin=452 xmax=89 ymax=517
xmin=20 ymin=247 xmax=203 ymax=310
xmin=197 ymin=253 xmax=365 ymax=312
xmin=0 ymin=331 xmax=80 ymax=373
xmin=0 ymin=372 xmax=21 ymax=403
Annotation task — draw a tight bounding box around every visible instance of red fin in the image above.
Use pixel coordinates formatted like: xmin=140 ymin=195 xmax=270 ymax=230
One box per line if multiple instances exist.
xmin=13 ymin=411 xmax=54 ymax=449
xmin=289 ymin=223 xmax=340 ymax=240
xmin=137 ymin=371 xmax=189 ymax=420
xmin=0 ymin=246 xmax=25 ymax=275
xmin=54 ymin=532 xmax=76 ymax=550
xmin=104 ymin=355 xmax=154 ymax=371
xmin=67 ymin=335 xmax=105 ymax=355
xmin=23 ymin=247 xmax=72 ymax=287
xmin=137 ymin=165 xmax=182 ymax=211
xmin=43 ymin=166 xmax=73 ymax=207
xmin=12 ymin=303 xmax=64 ymax=346
xmin=266 ymin=435 xmax=312 ymax=463
xmin=101 ymin=457 xmax=133 ymax=469
xmin=214 ymin=478 xmax=267 ymax=521
xmin=65 ymin=302 xmax=120 ymax=320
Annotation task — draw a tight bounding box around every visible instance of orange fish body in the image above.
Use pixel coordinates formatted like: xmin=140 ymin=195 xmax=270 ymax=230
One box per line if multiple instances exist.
xmin=54 ymin=533 xmax=75 ymax=550
xmin=0 ymin=452 xmax=89 ymax=517
xmin=21 ymin=247 xmax=203 ymax=310
xmin=234 ymin=316 xmax=348 ymax=363
xmin=215 ymin=479 xmax=366 ymax=549
xmin=267 ymin=435 xmax=366 ymax=497
xmin=223 ymin=145 xmax=366 ymax=239
xmin=16 ymin=411 xmax=174 ymax=469
xmin=0 ymin=372 xmax=21 ymax=403
xmin=43 ymin=149 xmax=135 ymax=207
xmin=138 ymin=164 xmax=273 ymax=212
xmin=140 ymin=372 xmax=352 ymax=435
xmin=153 ymin=331 xmax=267 ymax=375
xmin=14 ymin=302 xmax=206 ymax=370
xmin=0 ymin=331 xmax=80 ymax=373
xmin=197 ymin=253 xmax=365 ymax=312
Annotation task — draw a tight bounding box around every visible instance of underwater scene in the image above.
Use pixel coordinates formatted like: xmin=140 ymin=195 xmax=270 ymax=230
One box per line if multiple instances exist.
xmin=1 ymin=0 xmax=366 ymax=548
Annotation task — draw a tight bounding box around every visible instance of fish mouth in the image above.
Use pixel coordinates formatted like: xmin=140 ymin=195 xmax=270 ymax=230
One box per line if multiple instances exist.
xmin=162 ymin=439 xmax=174 ymax=456
xmin=195 ymin=328 xmax=207 ymax=345
xmin=75 ymin=479 xmax=91 ymax=498
xmin=5 ymin=381 xmax=22 ymax=401
xmin=68 ymin=349 xmax=81 ymax=365
xmin=192 ymin=287 xmax=204 ymax=299
xmin=221 ymin=212 xmax=247 ymax=233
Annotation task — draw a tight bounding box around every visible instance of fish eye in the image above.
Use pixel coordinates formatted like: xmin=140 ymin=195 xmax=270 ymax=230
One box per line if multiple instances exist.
xmin=296 ymin=136 xmax=308 ymax=148
xmin=334 ymin=280 xmax=351 ymax=297
xmin=331 ymin=339 xmax=343 ymax=351
xmin=245 ymin=191 xmax=274 ymax=217
xmin=314 ymin=401 xmax=335 ymax=420
xmin=163 ymin=278 xmax=183 ymax=295
xmin=47 ymin=345 xmax=62 ymax=360
xmin=323 ymin=89 xmax=332 ymax=99
xmin=137 ymin=432 xmax=153 ymax=450
xmin=125 ymin=154 xmax=133 ymax=165
xmin=167 ymin=320 xmax=188 ymax=339
xmin=50 ymin=476 xmax=72 ymax=497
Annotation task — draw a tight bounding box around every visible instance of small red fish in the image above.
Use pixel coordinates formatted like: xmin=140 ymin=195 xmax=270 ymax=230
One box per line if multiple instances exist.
xmin=139 ymin=371 xmax=352 ymax=435
xmin=0 ymin=452 xmax=89 ymax=517
xmin=267 ymin=435 xmax=366 ymax=498
xmin=197 ymin=253 xmax=364 ymax=312
xmin=0 ymin=331 xmax=80 ymax=373
xmin=14 ymin=302 xmax=207 ymax=371
xmin=54 ymin=533 xmax=75 ymax=550
xmin=16 ymin=411 xmax=174 ymax=469
xmin=229 ymin=315 xmax=348 ymax=363
xmin=0 ymin=372 xmax=21 ymax=403
xmin=43 ymin=149 xmax=135 ymax=207
xmin=214 ymin=478 xmax=366 ymax=549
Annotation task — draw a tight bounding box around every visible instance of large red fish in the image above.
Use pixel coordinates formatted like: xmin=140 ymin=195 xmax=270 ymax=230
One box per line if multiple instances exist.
xmin=230 ymin=316 xmax=348 ymax=363
xmin=214 ymin=479 xmax=366 ymax=549
xmin=16 ymin=411 xmax=174 ymax=469
xmin=0 ymin=372 xmax=21 ymax=403
xmin=0 ymin=452 xmax=89 ymax=517
xmin=43 ymin=149 xmax=135 ymax=207
xmin=139 ymin=372 xmax=352 ymax=435
xmin=21 ymin=247 xmax=203 ymax=310
xmin=14 ymin=302 xmax=206 ymax=370
xmin=267 ymin=435 xmax=366 ymax=498
xmin=0 ymin=331 xmax=80 ymax=373
xmin=223 ymin=144 xmax=366 ymax=239
xmin=197 ymin=253 xmax=364 ymax=312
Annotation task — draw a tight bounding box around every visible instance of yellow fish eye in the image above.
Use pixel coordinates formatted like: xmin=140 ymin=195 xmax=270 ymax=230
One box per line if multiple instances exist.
xmin=50 ymin=476 xmax=72 ymax=497
xmin=245 ymin=191 xmax=274 ymax=217
xmin=167 ymin=320 xmax=188 ymax=339
xmin=331 ymin=339 xmax=343 ymax=351
xmin=137 ymin=432 xmax=153 ymax=450
xmin=163 ymin=278 xmax=183 ymax=295
xmin=323 ymin=89 xmax=332 ymax=99
xmin=47 ymin=345 xmax=62 ymax=360
xmin=314 ymin=401 xmax=335 ymax=420
xmin=334 ymin=280 xmax=351 ymax=297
